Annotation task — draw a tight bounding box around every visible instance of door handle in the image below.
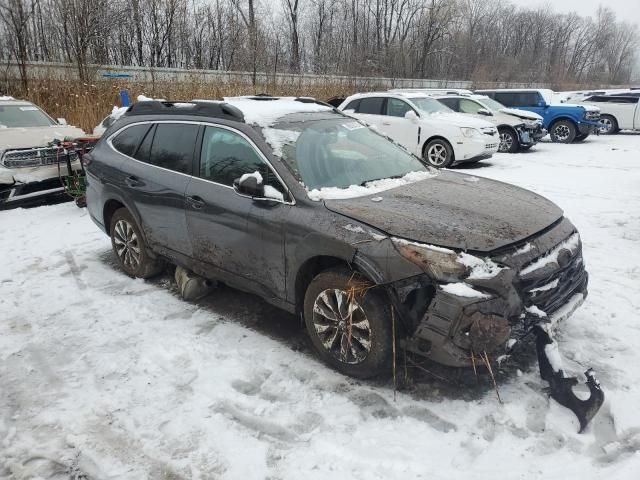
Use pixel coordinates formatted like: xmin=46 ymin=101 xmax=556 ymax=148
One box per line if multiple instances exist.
xmin=125 ymin=175 xmax=142 ymax=187
xmin=382 ymin=121 xmax=391 ymax=126
xmin=187 ymin=195 xmax=205 ymax=210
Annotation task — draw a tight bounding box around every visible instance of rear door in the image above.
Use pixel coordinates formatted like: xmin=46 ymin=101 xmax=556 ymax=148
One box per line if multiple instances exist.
xmin=185 ymin=124 xmax=290 ymax=299
xmin=112 ymin=121 xmax=198 ymax=258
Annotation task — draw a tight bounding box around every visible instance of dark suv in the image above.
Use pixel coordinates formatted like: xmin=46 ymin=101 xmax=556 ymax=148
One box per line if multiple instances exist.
xmin=85 ymin=97 xmax=589 ymax=379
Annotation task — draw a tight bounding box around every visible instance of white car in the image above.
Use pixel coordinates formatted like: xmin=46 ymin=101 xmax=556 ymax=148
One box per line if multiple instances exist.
xmin=338 ymin=92 xmax=499 ymax=168
xmin=574 ymin=94 xmax=640 ymax=134
xmin=0 ymin=97 xmax=85 ymax=209
xmin=434 ymin=94 xmax=546 ymax=152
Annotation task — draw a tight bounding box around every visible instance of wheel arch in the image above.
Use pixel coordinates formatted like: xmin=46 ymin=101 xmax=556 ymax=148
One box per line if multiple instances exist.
xmin=549 ymin=116 xmax=578 ymax=129
xmin=294 ymin=255 xmax=381 ymax=315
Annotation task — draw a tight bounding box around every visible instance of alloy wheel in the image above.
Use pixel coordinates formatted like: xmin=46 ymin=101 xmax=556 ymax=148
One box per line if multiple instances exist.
xmin=312 ymin=288 xmax=372 ymax=364
xmin=113 ymin=219 xmax=141 ymax=269
xmin=554 ymin=124 xmax=571 ymax=141
xmin=499 ymin=132 xmax=514 ymax=152
xmin=427 ymin=143 xmax=448 ymax=166
xmin=599 ymin=118 xmax=613 ymax=134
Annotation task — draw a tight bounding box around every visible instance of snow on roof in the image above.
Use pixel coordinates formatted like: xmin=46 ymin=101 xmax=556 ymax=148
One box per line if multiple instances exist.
xmin=0 ymin=95 xmax=16 ymax=101
xmin=223 ymin=96 xmax=332 ymax=127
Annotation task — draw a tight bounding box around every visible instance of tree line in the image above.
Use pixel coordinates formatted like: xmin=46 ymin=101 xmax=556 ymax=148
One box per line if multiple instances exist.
xmin=1 ymin=0 xmax=638 ymax=90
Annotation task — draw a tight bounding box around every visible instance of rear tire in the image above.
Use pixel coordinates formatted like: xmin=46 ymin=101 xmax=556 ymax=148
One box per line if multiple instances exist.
xmin=423 ymin=138 xmax=454 ymax=168
xmin=549 ymin=120 xmax=577 ymax=143
xmin=498 ymin=128 xmax=519 ymax=153
xmin=303 ymin=269 xmax=393 ymax=378
xmin=598 ymin=115 xmax=618 ymax=135
xmin=110 ymin=208 xmax=164 ymax=278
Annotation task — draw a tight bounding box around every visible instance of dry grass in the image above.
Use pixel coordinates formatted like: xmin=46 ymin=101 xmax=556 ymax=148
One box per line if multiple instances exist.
xmin=4 ymin=78 xmax=370 ymax=132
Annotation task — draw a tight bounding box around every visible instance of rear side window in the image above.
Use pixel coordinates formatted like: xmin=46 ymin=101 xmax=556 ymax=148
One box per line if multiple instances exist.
xmin=357 ymin=97 xmax=385 ymax=115
xmin=438 ymin=98 xmax=459 ymax=111
xmin=495 ymin=92 xmax=540 ymax=107
xmin=493 ymin=93 xmax=518 ymax=107
xmin=200 ymin=126 xmax=286 ymax=196
xmin=112 ymin=124 xmax=151 ymax=157
xmin=386 ymin=98 xmax=414 ymax=117
xmin=148 ymin=123 xmax=199 ymax=175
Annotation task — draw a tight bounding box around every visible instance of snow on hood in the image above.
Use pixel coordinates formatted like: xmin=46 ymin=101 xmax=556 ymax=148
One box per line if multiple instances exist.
xmin=224 ymin=97 xmax=332 ymax=127
xmin=554 ymin=101 xmax=600 ymax=112
xmin=0 ymin=125 xmax=86 ymax=150
xmin=307 ymin=170 xmax=436 ymax=201
xmin=500 ymin=108 xmax=543 ymax=121
xmin=422 ymin=111 xmax=495 ymax=129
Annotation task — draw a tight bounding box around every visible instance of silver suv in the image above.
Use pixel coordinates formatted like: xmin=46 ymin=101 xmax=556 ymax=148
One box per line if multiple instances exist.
xmin=0 ymin=97 xmax=85 ymax=209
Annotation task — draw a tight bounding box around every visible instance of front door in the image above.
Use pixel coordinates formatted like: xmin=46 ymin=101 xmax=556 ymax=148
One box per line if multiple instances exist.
xmin=185 ymin=125 xmax=290 ymax=299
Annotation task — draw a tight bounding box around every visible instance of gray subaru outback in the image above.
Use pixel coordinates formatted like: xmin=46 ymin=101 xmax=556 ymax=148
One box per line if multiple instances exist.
xmin=85 ymin=96 xmax=601 ymax=430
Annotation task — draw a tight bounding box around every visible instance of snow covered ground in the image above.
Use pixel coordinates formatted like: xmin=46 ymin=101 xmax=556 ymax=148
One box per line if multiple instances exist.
xmin=1 ymin=133 xmax=640 ymax=479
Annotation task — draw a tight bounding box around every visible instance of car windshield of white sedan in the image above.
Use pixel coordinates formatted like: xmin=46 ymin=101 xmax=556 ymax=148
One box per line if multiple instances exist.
xmin=0 ymin=105 xmax=56 ymax=128
xmin=477 ymin=96 xmax=506 ymax=111
xmin=267 ymin=118 xmax=435 ymax=199
xmin=408 ymin=97 xmax=453 ymax=114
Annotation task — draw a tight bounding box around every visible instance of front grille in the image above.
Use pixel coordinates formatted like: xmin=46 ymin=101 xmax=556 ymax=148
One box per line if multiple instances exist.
xmin=1 ymin=147 xmax=77 ymax=168
xmin=518 ymin=235 xmax=588 ymax=315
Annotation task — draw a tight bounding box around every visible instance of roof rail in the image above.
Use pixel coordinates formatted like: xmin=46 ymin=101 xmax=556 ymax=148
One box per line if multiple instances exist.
xmin=124 ymin=100 xmax=245 ymax=122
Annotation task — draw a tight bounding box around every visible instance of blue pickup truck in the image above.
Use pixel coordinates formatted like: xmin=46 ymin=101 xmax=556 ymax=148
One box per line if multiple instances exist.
xmin=476 ymin=89 xmax=601 ymax=143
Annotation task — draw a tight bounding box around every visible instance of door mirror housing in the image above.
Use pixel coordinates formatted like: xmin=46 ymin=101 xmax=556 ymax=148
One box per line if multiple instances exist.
xmin=57 ymin=117 xmax=68 ymax=125
xmin=477 ymin=108 xmax=492 ymax=116
xmin=404 ymin=110 xmax=419 ymax=121
xmin=234 ymin=172 xmax=265 ymax=198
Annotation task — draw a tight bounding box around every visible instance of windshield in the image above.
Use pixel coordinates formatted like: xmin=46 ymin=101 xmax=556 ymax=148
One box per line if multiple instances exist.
xmin=408 ymin=97 xmax=453 ymax=113
xmin=0 ymin=105 xmax=56 ymax=128
xmin=477 ymin=96 xmax=506 ymax=111
xmin=267 ymin=118 xmax=430 ymax=191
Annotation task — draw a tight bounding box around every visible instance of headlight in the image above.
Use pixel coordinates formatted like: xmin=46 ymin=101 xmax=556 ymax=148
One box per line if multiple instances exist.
xmin=460 ymin=127 xmax=480 ymax=138
xmin=393 ymin=238 xmax=505 ymax=282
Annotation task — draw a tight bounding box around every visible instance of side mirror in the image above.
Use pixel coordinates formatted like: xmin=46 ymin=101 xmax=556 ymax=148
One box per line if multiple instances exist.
xmin=537 ymin=101 xmax=547 ymax=108
xmin=477 ymin=108 xmax=492 ymax=116
xmin=234 ymin=172 xmax=265 ymax=198
xmin=57 ymin=117 xmax=68 ymax=125
xmin=404 ymin=110 xmax=419 ymax=121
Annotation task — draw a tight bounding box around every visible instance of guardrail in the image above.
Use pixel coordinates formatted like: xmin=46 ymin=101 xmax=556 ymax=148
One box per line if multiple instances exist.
xmin=0 ymin=60 xmax=549 ymax=89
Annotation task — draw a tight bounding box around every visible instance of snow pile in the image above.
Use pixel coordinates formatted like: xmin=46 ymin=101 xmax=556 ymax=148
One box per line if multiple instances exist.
xmin=223 ymin=97 xmax=332 ymax=127
xmin=440 ymin=282 xmax=490 ymax=298
xmin=307 ymin=170 xmax=435 ymax=201
xmin=237 ymin=171 xmax=284 ymax=201
xmin=520 ymin=233 xmax=580 ymax=276
xmin=137 ymin=94 xmax=165 ymax=102
xmin=110 ymin=105 xmax=128 ymax=120
xmin=262 ymin=128 xmax=300 ymax=157
xmin=0 ymin=95 xmax=15 ymax=101
xmin=459 ymin=252 xmax=505 ymax=280
xmin=239 ymin=171 xmax=263 ymax=184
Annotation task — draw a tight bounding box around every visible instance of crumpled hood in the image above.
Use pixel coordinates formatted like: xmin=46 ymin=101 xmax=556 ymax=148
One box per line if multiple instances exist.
xmin=0 ymin=125 xmax=86 ymax=150
xmin=423 ymin=112 xmax=496 ymax=129
xmin=325 ymin=171 xmax=563 ymax=252
xmin=500 ymin=108 xmax=543 ymax=121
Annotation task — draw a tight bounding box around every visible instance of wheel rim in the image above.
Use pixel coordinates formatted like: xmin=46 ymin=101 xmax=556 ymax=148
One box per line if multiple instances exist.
xmin=312 ymin=288 xmax=372 ymax=364
xmin=113 ymin=219 xmax=141 ymax=269
xmin=499 ymin=132 xmax=513 ymax=152
xmin=426 ymin=143 xmax=448 ymax=166
xmin=554 ymin=124 xmax=571 ymax=141
xmin=599 ymin=118 xmax=612 ymax=134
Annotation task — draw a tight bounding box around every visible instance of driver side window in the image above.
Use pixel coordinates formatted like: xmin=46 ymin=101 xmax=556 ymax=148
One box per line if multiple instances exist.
xmin=386 ymin=98 xmax=414 ymax=117
xmin=200 ymin=126 xmax=286 ymax=198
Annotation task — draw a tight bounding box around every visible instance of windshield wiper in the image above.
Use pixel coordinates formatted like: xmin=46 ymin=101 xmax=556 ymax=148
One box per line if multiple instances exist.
xmin=359 ymin=174 xmax=404 ymax=187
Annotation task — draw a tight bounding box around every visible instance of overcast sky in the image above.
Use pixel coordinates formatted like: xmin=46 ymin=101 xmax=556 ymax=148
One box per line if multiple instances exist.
xmin=509 ymin=0 xmax=640 ymax=26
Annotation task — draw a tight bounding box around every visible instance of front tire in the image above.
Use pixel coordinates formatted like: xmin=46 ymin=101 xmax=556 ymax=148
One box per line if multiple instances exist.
xmin=303 ymin=269 xmax=393 ymax=378
xmin=498 ymin=128 xmax=519 ymax=153
xmin=550 ymin=120 xmax=577 ymax=143
xmin=574 ymin=133 xmax=589 ymax=142
xmin=110 ymin=208 xmax=164 ymax=278
xmin=423 ymin=138 xmax=454 ymax=168
xmin=599 ymin=115 xmax=618 ymax=135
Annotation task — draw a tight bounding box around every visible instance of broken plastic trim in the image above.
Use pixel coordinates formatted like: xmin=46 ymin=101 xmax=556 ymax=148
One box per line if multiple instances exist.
xmin=534 ymin=325 xmax=604 ymax=433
